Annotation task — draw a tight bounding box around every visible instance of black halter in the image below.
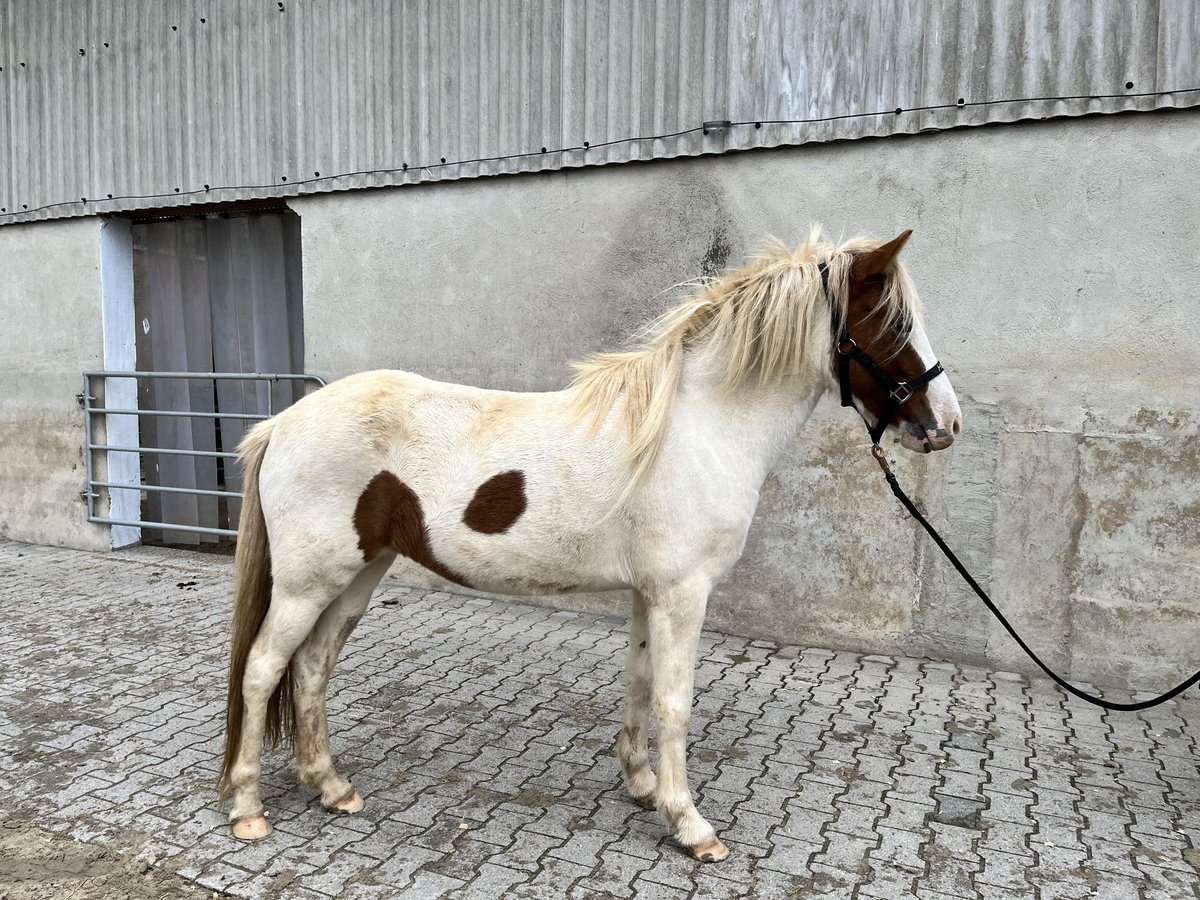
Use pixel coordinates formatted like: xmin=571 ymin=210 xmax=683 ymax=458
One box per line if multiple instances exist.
xmin=819 ymin=261 xmax=945 ymax=444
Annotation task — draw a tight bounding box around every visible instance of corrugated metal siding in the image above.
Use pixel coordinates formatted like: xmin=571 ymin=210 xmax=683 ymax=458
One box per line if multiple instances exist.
xmin=2 ymin=0 xmax=1198 ymax=225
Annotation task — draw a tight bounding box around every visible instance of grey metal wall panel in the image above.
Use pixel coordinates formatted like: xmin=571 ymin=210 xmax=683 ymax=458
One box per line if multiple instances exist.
xmin=2 ymin=0 xmax=1197 ymax=225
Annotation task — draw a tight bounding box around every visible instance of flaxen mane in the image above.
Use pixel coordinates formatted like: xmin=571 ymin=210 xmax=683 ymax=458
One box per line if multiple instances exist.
xmin=568 ymin=226 xmax=922 ymax=502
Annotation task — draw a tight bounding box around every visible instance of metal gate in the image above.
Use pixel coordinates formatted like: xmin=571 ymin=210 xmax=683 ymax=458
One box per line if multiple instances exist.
xmin=80 ymin=370 xmax=325 ymax=540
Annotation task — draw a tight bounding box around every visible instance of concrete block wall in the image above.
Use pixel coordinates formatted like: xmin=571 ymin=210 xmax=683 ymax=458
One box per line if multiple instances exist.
xmin=0 ymin=218 xmax=109 ymax=551
xmin=294 ymin=110 xmax=1200 ymax=690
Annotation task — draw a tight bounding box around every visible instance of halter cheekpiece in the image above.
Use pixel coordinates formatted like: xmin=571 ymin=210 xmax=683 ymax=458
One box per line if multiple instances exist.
xmin=818 ymin=260 xmax=944 ymax=444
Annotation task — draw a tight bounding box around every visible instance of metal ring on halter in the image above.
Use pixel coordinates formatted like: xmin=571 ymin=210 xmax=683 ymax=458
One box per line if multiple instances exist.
xmin=837 ymin=337 xmax=857 ymax=355
xmin=889 ymin=383 xmax=913 ymax=404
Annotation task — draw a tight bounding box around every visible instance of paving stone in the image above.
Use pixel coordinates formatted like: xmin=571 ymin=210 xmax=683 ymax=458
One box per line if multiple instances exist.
xmin=858 ymin=866 xmax=919 ymax=899
xmin=302 ymin=850 xmax=382 ymax=897
xmin=0 ymin=538 xmax=1191 ymax=900
xmin=931 ymin=793 xmax=986 ymax=830
xmin=450 ymin=862 xmax=528 ymax=899
xmin=625 ymin=876 xmax=691 ymax=899
xmin=570 ymin=848 xmax=650 ymax=898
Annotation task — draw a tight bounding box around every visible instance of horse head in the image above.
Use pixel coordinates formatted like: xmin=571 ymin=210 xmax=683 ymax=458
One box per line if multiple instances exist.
xmin=834 ymin=230 xmax=961 ymax=453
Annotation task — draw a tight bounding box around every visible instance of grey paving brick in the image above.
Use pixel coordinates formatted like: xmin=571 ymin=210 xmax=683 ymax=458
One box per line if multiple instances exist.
xmin=870 ymin=823 xmax=928 ymax=876
xmin=976 ymin=847 xmax=1035 ymax=892
xmin=302 ymin=851 xmax=383 ymax=897
xmin=1140 ymin=863 xmax=1199 ymax=900
xmin=571 ymin=848 xmax=650 ymax=898
xmin=756 ymin=832 xmax=823 ymax=875
xmin=858 ymin=866 xmax=919 ymax=899
xmin=452 ymin=862 xmax=530 ymax=899
xmin=625 ymin=876 xmax=691 ymax=900
xmin=511 ymin=856 xmax=592 ymax=898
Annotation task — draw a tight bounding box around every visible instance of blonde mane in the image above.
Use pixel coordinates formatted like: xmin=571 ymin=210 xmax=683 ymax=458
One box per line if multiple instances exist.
xmin=568 ymin=226 xmax=922 ymax=502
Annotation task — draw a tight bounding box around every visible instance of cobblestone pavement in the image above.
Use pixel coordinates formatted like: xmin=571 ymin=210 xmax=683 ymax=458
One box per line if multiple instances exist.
xmin=0 ymin=539 xmax=1198 ymax=899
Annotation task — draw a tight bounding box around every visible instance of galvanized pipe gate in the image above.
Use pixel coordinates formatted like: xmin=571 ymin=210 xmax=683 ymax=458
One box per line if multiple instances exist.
xmin=79 ymin=371 xmax=325 ymax=539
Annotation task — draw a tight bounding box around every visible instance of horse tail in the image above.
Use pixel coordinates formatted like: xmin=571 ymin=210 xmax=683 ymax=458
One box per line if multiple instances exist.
xmin=218 ymin=419 xmax=286 ymax=802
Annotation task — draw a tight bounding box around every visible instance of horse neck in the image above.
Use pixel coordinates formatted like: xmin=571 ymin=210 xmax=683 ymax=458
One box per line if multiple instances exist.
xmin=670 ymin=355 xmax=827 ymax=487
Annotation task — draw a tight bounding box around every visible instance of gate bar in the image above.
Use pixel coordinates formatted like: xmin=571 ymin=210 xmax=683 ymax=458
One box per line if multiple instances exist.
xmin=82 ymin=373 xmax=96 ymax=518
xmin=89 ymin=516 xmax=238 ymax=537
xmin=84 ymin=370 xmax=324 ymax=382
xmin=90 ymin=479 xmax=244 ymax=499
xmin=87 ymin=407 xmax=271 ymax=421
xmin=89 ymin=443 xmax=241 ymax=459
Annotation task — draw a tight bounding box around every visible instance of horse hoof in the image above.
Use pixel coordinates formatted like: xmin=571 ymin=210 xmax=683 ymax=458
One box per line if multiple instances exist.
xmin=231 ymin=814 xmax=273 ymax=841
xmin=690 ymin=836 xmax=729 ymax=863
xmin=324 ymin=790 xmax=364 ymax=814
xmin=631 ymin=793 xmax=657 ymax=811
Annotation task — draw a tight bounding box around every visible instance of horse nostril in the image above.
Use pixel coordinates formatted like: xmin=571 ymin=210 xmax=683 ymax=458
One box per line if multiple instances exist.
xmin=951 ymin=417 xmax=961 ymax=437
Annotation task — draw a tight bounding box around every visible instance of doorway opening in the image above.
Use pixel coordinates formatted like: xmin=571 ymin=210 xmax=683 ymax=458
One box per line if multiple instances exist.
xmin=129 ymin=209 xmax=305 ymax=548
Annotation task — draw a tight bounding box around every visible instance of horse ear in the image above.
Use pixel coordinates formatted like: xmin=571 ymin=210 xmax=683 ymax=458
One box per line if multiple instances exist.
xmin=855 ymin=229 xmax=913 ymax=278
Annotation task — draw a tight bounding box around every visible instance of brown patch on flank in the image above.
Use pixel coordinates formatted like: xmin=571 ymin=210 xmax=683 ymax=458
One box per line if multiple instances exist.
xmin=353 ymin=471 xmax=470 ymax=586
xmin=463 ymin=470 xmax=527 ymax=534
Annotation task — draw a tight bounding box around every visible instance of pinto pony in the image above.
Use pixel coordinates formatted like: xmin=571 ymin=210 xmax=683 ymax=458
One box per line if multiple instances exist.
xmin=218 ymin=227 xmax=961 ymax=861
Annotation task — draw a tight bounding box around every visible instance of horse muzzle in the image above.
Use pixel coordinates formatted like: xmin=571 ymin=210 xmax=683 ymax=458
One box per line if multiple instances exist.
xmin=899 ymin=419 xmax=958 ymax=454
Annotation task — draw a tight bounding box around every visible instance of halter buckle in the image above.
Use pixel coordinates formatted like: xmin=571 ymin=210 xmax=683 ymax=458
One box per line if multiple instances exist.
xmin=889 ymin=383 xmax=912 ymax=404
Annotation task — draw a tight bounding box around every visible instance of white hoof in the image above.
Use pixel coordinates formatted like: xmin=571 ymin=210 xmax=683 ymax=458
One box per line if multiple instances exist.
xmin=324 ymin=790 xmax=365 ymax=814
xmin=231 ymin=814 xmax=273 ymax=841
xmin=690 ymin=836 xmax=729 ymax=863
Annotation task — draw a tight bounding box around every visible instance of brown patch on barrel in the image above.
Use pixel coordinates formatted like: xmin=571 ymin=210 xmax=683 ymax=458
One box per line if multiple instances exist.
xmin=463 ymin=470 xmax=527 ymax=534
xmin=352 ymin=471 xmax=470 ymax=586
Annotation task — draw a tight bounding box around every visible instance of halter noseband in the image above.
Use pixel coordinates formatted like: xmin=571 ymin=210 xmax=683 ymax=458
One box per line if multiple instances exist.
xmin=819 ymin=261 xmax=945 ymax=445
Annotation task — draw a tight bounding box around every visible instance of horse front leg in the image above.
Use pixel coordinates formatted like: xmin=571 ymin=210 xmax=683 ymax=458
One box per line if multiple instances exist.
xmin=618 ymin=589 xmax=657 ymax=807
xmin=645 ymin=579 xmax=728 ymax=862
xmin=291 ymin=554 xmax=392 ymax=813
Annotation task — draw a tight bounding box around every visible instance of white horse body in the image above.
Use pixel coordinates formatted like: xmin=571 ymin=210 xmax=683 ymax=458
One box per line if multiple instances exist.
xmin=259 ymin=356 xmax=825 ymax=597
xmin=220 ymin=228 xmax=960 ymax=862
xmin=260 ymin=373 xmax=630 ymax=597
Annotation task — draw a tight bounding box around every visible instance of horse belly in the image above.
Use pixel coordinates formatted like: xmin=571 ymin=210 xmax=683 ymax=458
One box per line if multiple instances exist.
xmin=439 ymin=525 xmax=628 ymax=596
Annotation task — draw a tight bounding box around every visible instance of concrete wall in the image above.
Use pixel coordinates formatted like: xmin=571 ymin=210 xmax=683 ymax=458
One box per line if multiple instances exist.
xmin=0 ymin=218 xmax=109 ymax=550
xmin=294 ymin=110 xmax=1200 ymax=691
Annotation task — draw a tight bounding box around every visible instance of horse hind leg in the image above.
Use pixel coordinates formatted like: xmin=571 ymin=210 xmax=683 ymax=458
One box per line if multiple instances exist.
xmin=618 ymin=590 xmax=658 ymax=808
xmin=292 ymin=553 xmax=394 ymax=813
xmin=225 ymin=574 xmax=344 ymax=840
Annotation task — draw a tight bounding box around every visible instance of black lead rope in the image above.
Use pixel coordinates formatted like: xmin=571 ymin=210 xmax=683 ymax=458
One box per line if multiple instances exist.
xmin=870 ymin=444 xmax=1200 ymax=711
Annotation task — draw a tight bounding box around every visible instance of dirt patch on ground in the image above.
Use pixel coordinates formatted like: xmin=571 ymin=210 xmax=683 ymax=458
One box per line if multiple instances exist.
xmin=0 ymin=816 xmax=218 ymax=900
